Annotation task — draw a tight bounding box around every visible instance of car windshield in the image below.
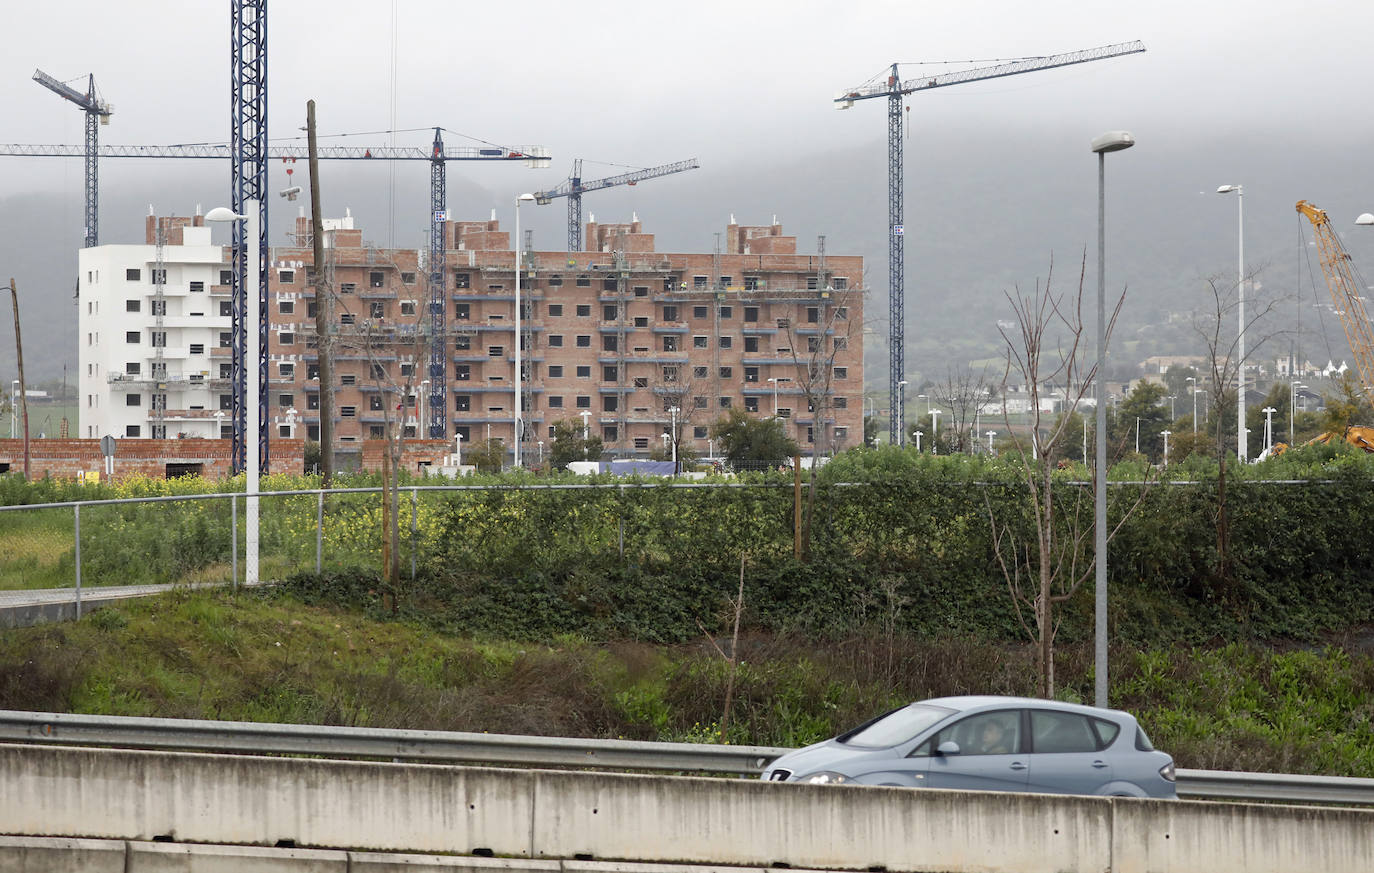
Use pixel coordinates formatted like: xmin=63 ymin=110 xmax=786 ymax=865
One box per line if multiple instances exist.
xmin=838 ymin=703 xmax=954 ymax=748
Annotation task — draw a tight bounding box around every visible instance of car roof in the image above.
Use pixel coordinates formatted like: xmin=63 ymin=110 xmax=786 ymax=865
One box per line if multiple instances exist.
xmin=916 ymin=695 xmax=1136 ymax=722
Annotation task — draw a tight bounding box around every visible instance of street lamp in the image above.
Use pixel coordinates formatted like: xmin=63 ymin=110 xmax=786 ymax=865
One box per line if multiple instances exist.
xmin=1290 ymin=381 xmax=1306 ymax=444
xmin=1262 ymin=406 xmax=1277 ymax=452
xmin=1162 ymin=429 xmax=1171 ymax=466
xmin=929 ymin=408 xmax=941 ymax=454
xmin=285 ymin=407 xmax=298 ymax=438
xmin=580 ymin=408 xmax=591 ymax=440
xmin=513 ymin=192 xmax=536 ymax=468
xmin=205 ymin=201 xmax=262 ymax=587
xmin=537 ymin=439 xmax=544 ymax=464
xmin=914 ymin=430 xmax=923 ymax=452
xmin=897 ymin=379 xmax=909 ymax=446
xmin=214 ymin=409 xmax=226 ymax=439
xmin=454 ymin=432 xmax=463 ymax=466
xmin=768 ymin=377 xmax=789 ymax=418
xmin=8 ymin=380 xmax=15 ymax=438
xmin=1166 ymin=394 xmax=1176 ymax=420
xmin=669 ymin=406 xmax=680 ymax=471
xmin=1092 ymin=129 xmax=1135 ymax=709
xmin=1186 ymin=376 xmax=1197 ymax=432
xmin=986 ymin=430 xmax=996 ymax=454
xmin=1135 ymin=416 xmax=1140 ymax=455
xmin=918 ymin=393 xmax=929 ymax=417
xmin=1217 ymin=184 xmax=1246 ymax=461
xmin=420 ymin=379 xmax=429 ymax=437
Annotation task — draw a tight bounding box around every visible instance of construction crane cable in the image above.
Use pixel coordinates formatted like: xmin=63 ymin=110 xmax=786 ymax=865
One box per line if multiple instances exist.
xmin=1297 ymin=214 xmax=1336 ymax=368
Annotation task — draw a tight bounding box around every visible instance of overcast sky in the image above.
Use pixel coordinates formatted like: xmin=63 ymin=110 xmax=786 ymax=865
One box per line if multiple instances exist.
xmin=4 ymin=0 xmax=1372 ymax=251
xmin=4 ymin=1 xmax=1374 ymax=387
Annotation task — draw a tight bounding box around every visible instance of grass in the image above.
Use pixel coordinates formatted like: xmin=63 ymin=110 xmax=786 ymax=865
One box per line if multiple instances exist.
xmin=1 ymin=587 xmax=1372 ymax=778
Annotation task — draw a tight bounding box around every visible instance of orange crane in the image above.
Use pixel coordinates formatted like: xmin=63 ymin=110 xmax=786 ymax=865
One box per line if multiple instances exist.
xmin=1296 ymin=200 xmax=1374 ymax=409
xmin=1265 ymin=201 xmax=1374 ymax=457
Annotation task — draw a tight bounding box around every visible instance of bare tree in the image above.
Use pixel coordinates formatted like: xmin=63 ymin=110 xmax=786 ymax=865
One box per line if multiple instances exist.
xmin=931 ymin=366 xmax=991 ymax=454
xmin=1191 ymin=272 xmax=1285 ymax=594
xmin=989 ymin=255 xmax=1148 ymax=698
xmin=780 ymin=274 xmax=864 ymax=559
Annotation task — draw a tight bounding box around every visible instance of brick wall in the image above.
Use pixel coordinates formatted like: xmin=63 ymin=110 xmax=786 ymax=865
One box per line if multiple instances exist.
xmin=359 ymin=439 xmax=452 ymax=474
xmin=0 ymin=438 xmax=304 ymax=481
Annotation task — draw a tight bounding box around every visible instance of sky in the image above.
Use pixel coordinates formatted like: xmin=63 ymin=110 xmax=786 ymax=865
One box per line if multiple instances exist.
xmin=2 ymin=0 xmax=1373 ymax=383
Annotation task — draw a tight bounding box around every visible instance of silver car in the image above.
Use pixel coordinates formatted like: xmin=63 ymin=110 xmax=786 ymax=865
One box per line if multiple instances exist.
xmin=761 ymin=695 xmax=1176 ymax=798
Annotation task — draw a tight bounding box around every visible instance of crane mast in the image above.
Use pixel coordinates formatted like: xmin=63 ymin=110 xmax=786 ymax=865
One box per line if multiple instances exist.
xmin=32 ymin=69 xmax=112 ymax=248
xmin=1296 ymin=200 xmax=1374 ymax=409
xmin=836 ymin=40 xmax=1146 ymax=443
xmin=534 ymin=158 xmax=700 ymax=251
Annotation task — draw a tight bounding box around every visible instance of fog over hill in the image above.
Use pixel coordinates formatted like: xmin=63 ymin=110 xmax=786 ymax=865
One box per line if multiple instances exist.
xmin=3 ymin=123 xmax=1371 ymax=396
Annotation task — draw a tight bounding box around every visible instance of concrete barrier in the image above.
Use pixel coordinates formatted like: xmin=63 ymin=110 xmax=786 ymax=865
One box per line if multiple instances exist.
xmin=0 ymin=743 xmax=1371 ymax=873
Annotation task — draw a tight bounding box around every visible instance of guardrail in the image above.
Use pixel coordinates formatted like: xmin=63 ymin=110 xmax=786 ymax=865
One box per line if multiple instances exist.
xmin=2 ymin=709 xmax=1371 ymax=805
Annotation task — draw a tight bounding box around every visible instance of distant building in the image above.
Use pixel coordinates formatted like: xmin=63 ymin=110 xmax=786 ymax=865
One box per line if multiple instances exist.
xmin=77 ymin=210 xmax=864 ymax=463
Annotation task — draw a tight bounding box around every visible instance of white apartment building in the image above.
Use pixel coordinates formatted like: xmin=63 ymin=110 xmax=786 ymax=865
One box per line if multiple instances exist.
xmin=77 ymin=216 xmax=232 ymax=440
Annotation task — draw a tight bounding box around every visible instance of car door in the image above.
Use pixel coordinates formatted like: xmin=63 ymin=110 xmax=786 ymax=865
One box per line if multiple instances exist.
xmin=923 ymin=709 xmax=1030 ymax=793
xmin=1025 ymin=709 xmax=1112 ymax=795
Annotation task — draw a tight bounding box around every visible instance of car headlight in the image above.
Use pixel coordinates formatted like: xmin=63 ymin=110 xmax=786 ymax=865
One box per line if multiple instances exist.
xmin=1159 ymin=762 xmax=1176 ymax=782
xmin=804 ymin=771 xmax=850 ymax=785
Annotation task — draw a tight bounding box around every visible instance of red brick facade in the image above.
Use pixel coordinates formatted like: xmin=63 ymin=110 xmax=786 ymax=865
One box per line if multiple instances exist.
xmin=0 ymin=438 xmax=303 ymax=481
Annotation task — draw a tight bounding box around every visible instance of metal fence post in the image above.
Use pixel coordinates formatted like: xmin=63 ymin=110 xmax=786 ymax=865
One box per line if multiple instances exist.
xmin=316 ymin=489 xmax=324 ymax=574
xmin=410 ymin=487 xmax=419 ymax=581
xmin=231 ymin=494 xmax=238 ymax=590
xmin=73 ymin=504 xmax=82 ymax=620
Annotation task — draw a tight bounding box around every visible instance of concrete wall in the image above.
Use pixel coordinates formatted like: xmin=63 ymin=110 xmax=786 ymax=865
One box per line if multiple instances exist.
xmin=0 ymin=744 xmax=1371 ymax=873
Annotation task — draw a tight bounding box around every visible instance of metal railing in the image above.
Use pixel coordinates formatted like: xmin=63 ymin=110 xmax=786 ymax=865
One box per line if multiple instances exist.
xmin=1 ymin=709 xmax=1370 ymax=805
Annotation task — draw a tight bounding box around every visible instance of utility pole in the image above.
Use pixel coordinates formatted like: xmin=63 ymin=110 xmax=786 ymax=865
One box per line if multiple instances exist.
xmin=307 ymin=101 xmax=335 ymax=486
xmin=8 ymin=279 xmax=29 ymax=479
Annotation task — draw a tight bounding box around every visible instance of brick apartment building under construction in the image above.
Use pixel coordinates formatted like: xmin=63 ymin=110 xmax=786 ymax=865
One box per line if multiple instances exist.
xmin=77 ymin=210 xmax=863 ymax=464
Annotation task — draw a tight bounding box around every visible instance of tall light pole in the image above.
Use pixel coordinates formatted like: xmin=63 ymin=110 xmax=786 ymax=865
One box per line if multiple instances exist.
xmin=1262 ymin=406 xmax=1277 ymax=452
xmin=513 ymin=192 xmax=535 ymax=467
xmin=1092 ymin=129 xmax=1134 ymax=709
xmin=768 ymin=377 xmax=785 ymax=418
xmin=1217 ymin=184 xmax=1246 ymax=461
xmin=914 ymin=430 xmax=923 ymax=452
xmin=986 ymin=430 xmax=996 ymax=453
xmin=580 ymin=409 xmax=591 ymax=442
xmin=918 ymin=393 xmax=929 ymax=417
xmin=420 ymin=379 xmax=429 ymax=438
xmin=1161 ymin=429 xmax=1171 ymax=466
xmin=1166 ymin=394 xmax=1176 ymax=420
xmin=669 ymin=405 xmax=680 ymax=471
xmin=206 ymin=201 xmax=261 ymax=586
xmin=929 ymin=408 xmax=941 ymax=454
xmin=1135 ymin=417 xmax=1141 ymax=454
xmin=1289 ymin=381 xmax=1305 ymax=444
xmin=897 ymin=379 xmax=909 ymax=446
xmin=1187 ymin=376 xmax=1197 ymax=432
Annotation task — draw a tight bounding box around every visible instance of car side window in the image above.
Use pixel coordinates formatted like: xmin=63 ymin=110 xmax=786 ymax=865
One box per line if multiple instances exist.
xmin=942 ymin=710 xmax=1021 ymax=755
xmin=907 ymin=738 xmax=932 ymax=758
xmin=1030 ymin=710 xmax=1099 ymax=754
xmin=1091 ymin=717 xmax=1121 ymax=749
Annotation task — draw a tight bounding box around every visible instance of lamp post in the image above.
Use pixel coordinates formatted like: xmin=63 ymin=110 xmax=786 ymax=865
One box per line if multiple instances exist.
xmin=669 ymin=405 xmax=680 ymax=471
xmin=285 ymin=407 xmax=298 ymax=438
xmin=537 ymin=439 xmax=544 ymax=464
xmin=918 ymin=393 xmax=929 ymax=417
xmin=420 ymin=379 xmax=429 ymax=437
xmin=513 ymin=192 xmax=535 ymax=468
xmin=914 ymin=430 xmax=923 ymax=452
xmin=1166 ymin=394 xmax=1176 ymax=420
xmin=1135 ymin=417 xmax=1140 ymax=455
xmin=929 ymin=408 xmax=941 ymax=454
xmin=454 ymin=432 xmax=463 ymax=466
xmin=1262 ymin=406 xmax=1277 ymax=452
xmin=1289 ymin=381 xmax=1305 ymax=443
xmin=1162 ymin=429 xmax=1171 ymax=466
xmin=897 ymin=379 xmax=909 ymax=446
xmin=8 ymin=380 xmax=15 ymax=438
xmin=580 ymin=409 xmax=591 ymax=440
xmin=768 ymin=377 xmax=786 ymax=418
xmin=1092 ymin=129 xmax=1135 ymax=709
xmin=986 ymin=430 xmax=996 ymax=454
xmin=1187 ymin=377 xmax=1197 ymax=432
xmin=205 ymin=201 xmax=261 ymax=586
xmin=214 ymin=409 xmax=226 ymax=440
xmin=1217 ymin=184 xmax=1246 ymax=461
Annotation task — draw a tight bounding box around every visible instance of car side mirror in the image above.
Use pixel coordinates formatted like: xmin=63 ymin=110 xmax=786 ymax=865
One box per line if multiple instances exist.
xmin=937 ymin=740 xmax=961 ymax=756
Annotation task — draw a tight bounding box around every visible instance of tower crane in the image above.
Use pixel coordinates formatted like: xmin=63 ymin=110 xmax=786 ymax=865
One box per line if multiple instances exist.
xmin=31 ymin=69 xmax=113 ymax=248
xmin=1295 ymin=200 xmax=1374 ymax=408
xmin=834 ymin=40 xmax=1146 ymax=442
xmin=534 ymin=158 xmax=699 ymax=251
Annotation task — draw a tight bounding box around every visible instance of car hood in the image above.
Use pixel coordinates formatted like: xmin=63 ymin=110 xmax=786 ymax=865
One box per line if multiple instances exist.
xmin=764 ymin=739 xmax=857 ymax=780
